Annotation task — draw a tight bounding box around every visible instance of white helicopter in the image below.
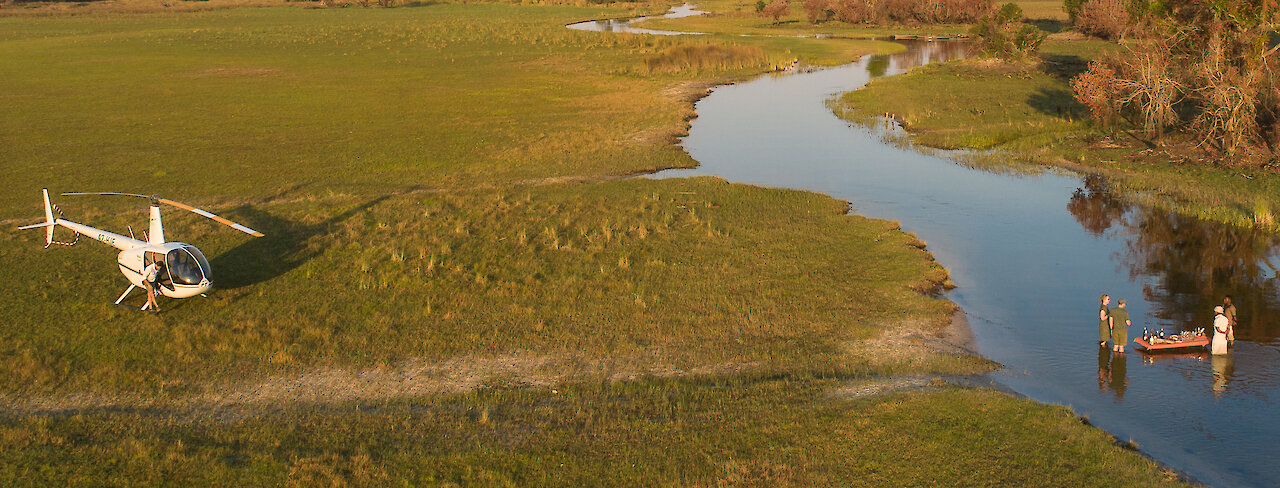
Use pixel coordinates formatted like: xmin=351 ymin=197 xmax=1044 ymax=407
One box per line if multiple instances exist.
xmin=18 ymin=189 xmax=263 ymax=309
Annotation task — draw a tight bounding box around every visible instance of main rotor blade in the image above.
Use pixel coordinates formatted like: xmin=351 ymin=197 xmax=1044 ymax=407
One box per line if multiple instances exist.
xmin=157 ymin=198 xmax=264 ymax=238
xmin=61 ymin=192 xmax=152 ymax=199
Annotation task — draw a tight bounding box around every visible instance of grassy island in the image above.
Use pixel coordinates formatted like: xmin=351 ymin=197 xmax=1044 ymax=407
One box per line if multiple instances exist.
xmin=0 ymin=0 xmax=1189 ymax=485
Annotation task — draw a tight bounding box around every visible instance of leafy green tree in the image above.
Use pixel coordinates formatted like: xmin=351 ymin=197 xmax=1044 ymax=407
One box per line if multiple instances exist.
xmin=970 ymin=3 xmax=1048 ymax=59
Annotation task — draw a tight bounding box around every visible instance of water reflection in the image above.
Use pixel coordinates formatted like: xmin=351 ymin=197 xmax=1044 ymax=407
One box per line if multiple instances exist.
xmin=565 ymin=3 xmax=705 ymax=36
xmin=865 ymin=42 xmax=971 ymax=80
xmin=1067 ymin=176 xmax=1280 ymax=341
xmin=1212 ymin=354 xmax=1234 ymax=398
xmin=1096 ymin=347 xmax=1130 ymax=399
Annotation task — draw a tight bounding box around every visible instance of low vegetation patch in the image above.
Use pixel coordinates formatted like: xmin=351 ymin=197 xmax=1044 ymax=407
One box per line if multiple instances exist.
xmin=643 ymin=42 xmax=767 ymax=73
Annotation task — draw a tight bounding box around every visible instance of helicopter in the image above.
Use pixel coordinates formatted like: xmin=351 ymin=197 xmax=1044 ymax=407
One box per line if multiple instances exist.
xmin=17 ymin=189 xmax=263 ymax=309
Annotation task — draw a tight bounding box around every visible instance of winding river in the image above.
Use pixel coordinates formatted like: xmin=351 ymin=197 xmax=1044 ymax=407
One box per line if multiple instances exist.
xmin=572 ymin=8 xmax=1280 ymax=487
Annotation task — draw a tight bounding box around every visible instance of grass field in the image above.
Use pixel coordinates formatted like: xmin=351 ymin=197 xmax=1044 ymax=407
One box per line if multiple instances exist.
xmin=0 ymin=2 xmax=896 ymax=222
xmin=0 ymin=1 xmax=1192 ymax=485
xmin=0 ymin=380 xmax=1186 ymax=486
xmin=0 ymin=177 xmax=977 ymax=397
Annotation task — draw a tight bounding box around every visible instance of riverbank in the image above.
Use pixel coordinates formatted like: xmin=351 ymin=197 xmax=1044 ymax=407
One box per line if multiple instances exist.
xmin=0 ymin=2 xmax=1192 ymax=485
xmin=833 ymin=37 xmax=1280 ymax=232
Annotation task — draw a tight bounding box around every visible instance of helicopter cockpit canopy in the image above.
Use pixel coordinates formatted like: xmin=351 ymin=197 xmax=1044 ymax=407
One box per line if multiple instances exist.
xmin=166 ymin=245 xmax=212 ymax=285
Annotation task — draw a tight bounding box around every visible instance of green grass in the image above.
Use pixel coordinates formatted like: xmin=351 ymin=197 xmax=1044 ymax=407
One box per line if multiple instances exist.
xmin=835 ymin=56 xmax=1095 ymax=150
xmin=0 ymin=3 xmax=892 ymax=222
xmin=0 ymin=177 xmax=969 ymax=397
xmin=0 ymin=2 xmax=1193 ymax=485
xmin=831 ymin=38 xmax=1280 ymax=231
xmin=0 ymin=379 xmax=1188 ymax=487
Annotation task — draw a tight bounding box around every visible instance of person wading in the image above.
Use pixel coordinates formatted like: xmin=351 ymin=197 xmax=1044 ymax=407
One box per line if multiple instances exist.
xmin=1212 ymin=306 xmax=1230 ymax=355
xmin=1098 ymin=294 xmax=1111 ymax=347
xmin=1223 ymin=295 xmax=1237 ymax=347
xmin=1110 ymin=299 xmax=1130 ymax=353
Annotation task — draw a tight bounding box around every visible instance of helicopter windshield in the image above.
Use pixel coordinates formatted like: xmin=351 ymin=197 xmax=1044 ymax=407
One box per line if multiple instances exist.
xmin=166 ymin=246 xmax=211 ymax=285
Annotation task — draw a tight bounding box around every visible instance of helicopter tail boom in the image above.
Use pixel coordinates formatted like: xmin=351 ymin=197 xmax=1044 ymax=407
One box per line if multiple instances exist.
xmin=17 ymin=189 xmax=145 ymax=251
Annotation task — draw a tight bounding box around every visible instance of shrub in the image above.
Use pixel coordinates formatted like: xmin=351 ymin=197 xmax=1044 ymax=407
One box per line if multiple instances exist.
xmin=832 ymin=0 xmax=877 ymax=23
xmin=804 ymin=0 xmax=835 ymax=22
xmin=1071 ymin=59 xmax=1123 ymax=130
xmin=816 ymin=0 xmax=989 ymax=24
xmin=1075 ymin=0 xmax=1128 ymax=39
xmin=1064 ymin=0 xmax=1087 ymax=22
xmin=945 ymin=0 xmax=994 ymax=22
xmin=884 ymin=0 xmax=915 ymax=21
xmin=970 ymin=3 xmax=1047 ymax=59
xmin=1188 ymin=30 xmax=1263 ymax=157
xmin=761 ymin=0 xmax=791 ymax=22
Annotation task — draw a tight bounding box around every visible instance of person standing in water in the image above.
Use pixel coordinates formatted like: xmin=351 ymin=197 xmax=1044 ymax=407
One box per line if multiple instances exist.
xmin=1212 ymin=305 xmax=1230 ymax=355
xmin=1223 ymin=295 xmax=1237 ymax=346
xmin=1109 ymin=299 xmax=1130 ymax=353
xmin=1098 ymin=294 xmax=1111 ymax=347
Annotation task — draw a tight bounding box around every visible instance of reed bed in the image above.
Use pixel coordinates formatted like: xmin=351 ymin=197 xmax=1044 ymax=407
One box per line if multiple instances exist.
xmin=643 ymin=43 xmax=767 ymax=73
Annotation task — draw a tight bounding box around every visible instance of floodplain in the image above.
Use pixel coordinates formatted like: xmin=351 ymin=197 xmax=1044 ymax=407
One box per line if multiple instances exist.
xmin=0 ymin=1 xmax=1194 ymax=485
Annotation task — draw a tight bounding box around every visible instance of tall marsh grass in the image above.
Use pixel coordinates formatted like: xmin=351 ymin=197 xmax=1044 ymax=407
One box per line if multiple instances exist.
xmin=643 ymin=43 xmax=767 ymax=74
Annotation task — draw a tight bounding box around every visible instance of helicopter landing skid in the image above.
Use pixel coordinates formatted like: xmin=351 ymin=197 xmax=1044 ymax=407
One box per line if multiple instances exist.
xmin=115 ymin=284 xmax=136 ymax=305
xmin=112 ymin=283 xmax=156 ymax=309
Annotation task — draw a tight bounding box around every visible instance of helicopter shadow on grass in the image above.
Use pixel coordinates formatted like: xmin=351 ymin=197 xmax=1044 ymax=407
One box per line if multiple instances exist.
xmin=208 ymin=195 xmax=390 ymax=292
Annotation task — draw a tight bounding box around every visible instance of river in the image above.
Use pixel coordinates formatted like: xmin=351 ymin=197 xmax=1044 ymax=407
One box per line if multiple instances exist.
xmin=571 ymin=10 xmax=1280 ymax=488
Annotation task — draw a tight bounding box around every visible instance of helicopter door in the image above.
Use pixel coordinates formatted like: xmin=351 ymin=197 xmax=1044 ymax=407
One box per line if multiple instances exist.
xmin=144 ymin=251 xmax=174 ymax=290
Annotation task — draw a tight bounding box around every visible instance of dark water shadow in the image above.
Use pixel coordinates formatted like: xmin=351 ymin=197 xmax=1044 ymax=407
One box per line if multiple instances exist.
xmin=1027 ymin=87 xmax=1087 ymax=120
xmin=209 ymin=195 xmax=389 ymax=290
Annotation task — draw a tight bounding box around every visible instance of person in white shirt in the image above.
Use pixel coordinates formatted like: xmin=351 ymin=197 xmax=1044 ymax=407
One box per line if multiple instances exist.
xmin=142 ymin=261 xmax=161 ymax=312
xmin=1211 ymin=306 xmax=1229 ymax=355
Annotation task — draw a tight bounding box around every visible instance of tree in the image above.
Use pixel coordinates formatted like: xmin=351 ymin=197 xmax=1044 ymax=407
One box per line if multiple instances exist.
xmin=1069 ymin=0 xmax=1279 ymax=164
xmin=761 ymin=0 xmax=791 ymax=22
xmin=1075 ymin=0 xmax=1128 ymax=39
xmin=804 ymin=0 xmax=835 ymax=22
xmin=1071 ymin=60 xmax=1124 ymax=132
xmin=970 ymin=3 xmax=1048 ymax=59
xmin=1064 ymin=0 xmax=1087 ymax=22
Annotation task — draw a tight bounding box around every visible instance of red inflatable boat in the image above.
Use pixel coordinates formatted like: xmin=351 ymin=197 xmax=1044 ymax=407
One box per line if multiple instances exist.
xmin=1133 ymin=335 xmax=1210 ymax=351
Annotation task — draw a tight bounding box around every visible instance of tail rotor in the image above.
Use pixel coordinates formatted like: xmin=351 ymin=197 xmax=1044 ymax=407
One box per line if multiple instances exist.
xmin=16 ymin=189 xmax=60 ymax=248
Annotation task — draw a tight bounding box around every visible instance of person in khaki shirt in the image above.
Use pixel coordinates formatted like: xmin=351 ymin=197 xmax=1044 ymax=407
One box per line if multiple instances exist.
xmin=1109 ymin=299 xmax=1131 ymax=353
xmin=1222 ymin=296 xmax=1237 ymax=346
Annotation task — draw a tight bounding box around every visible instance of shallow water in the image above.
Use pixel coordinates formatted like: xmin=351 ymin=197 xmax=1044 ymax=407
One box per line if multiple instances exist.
xmin=565 ymin=3 xmax=704 ymax=36
xmin=652 ymin=42 xmax=1280 ymax=486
